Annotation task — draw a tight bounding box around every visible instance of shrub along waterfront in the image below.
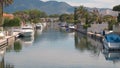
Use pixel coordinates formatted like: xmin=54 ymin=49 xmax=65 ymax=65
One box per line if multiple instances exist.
xmin=3 ymin=17 xmax=21 ymax=27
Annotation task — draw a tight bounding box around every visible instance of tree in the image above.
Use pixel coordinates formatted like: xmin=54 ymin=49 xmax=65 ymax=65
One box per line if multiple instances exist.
xmin=113 ymin=5 xmax=120 ymax=23
xmin=59 ymin=14 xmax=74 ymax=23
xmin=74 ymin=6 xmax=88 ymax=24
xmin=74 ymin=7 xmax=79 ymax=24
xmin=49 ymin=14 xmax=59 ymax=18
xmin=3 ymin=17 xmax=21 ymax=27
xmin=74 ymin=6 xmax=95 ymax=29
xmin=92 ymin=8 xmax=103 ymax=24
xmin=13 ymin=9 xmax=48 ymax=24
xmin=59 ymin=14 xmax=69 ymax=22
xmin=13 ymin=10 xmax=29 ymax=22
xmin=28 ymin=9 xmax=47 ymax=24
xmin=0 ymin=0 xmax=13 ymax=25
xmin=103 ymin=15 xmax=117 ymax=30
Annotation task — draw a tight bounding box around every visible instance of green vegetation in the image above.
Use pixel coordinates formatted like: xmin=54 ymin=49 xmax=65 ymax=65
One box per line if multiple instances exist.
xmin=103 ymin=15 xmax=117 ymax=30
xmin=3 ymin=17 xmax=21 ymax=27
xmin=113 ymin=5 xmax=120 ymax=11
xmin=13 ymin=9 xmax=48 ymax=24
xmin=74 ymin=6 xmax=95 ymax=28
xmin=59 ymin=14 xmax=74 ymax=23
xmin=49 ymin=14 xmax=60 ymax=18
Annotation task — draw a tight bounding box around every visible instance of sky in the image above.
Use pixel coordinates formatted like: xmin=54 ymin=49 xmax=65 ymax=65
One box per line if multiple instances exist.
xmin=41 ymin=0 xmax=120 ymax=8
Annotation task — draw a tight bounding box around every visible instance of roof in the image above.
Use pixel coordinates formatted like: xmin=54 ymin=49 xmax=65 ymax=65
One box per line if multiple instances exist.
xmin=3 ymin=13 xmax=14 ymax=19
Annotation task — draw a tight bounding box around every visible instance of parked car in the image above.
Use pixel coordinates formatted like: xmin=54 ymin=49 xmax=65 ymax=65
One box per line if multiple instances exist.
xmin=103 ymin=33 xmax=120 ymax=50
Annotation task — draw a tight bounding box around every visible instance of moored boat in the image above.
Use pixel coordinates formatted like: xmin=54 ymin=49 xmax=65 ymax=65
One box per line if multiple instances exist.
xmin=20 ymin=24 xmax=34 ymax=37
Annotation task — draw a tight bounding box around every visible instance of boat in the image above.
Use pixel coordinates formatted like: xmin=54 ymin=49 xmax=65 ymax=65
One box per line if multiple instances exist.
xmin=103 ymin=33 xmax=120 ymax=50
xmin=58 ymin=22 xmax=68 ymax=27
xmin=36 ymin=23 xmax=43 ymax=29
xmin=20 ymin=24 xmax=34 ymax=37
xmin=68 ymin=24 xmax=75 ymax=29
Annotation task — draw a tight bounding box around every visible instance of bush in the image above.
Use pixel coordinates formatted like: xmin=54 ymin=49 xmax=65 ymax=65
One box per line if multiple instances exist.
xmin=3 ymin=17 xmax=21 ymax=27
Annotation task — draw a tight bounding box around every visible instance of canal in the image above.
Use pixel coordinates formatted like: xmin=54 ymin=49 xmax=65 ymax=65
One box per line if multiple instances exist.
xmin=0 ymin=23 xmax=120 ymax=68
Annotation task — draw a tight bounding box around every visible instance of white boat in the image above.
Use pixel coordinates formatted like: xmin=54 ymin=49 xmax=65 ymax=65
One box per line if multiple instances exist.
xmin=36 ymin=23 xmax=43 ymax=29
xmin=20 ymin=24 xmax=34 ymax=37
xmin=68 ymin=24 xmax=75 ymax=29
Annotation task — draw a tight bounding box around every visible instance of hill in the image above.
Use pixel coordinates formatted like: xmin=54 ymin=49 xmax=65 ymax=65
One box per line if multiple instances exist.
xmin=4 ymin=0 xmax=74 ymax=15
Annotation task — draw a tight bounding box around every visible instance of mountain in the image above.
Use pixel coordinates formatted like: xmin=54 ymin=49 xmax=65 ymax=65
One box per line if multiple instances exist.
xmin=4 ymin=0 xmax=74 ymax=15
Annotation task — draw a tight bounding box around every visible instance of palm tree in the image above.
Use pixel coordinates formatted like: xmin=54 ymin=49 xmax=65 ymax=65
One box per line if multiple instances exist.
xmin=0 ymin=0 xmax=13 ymax=26
xmin=92 ymin=8 xmax=103 ymax=24
xmin=74 ymin=6 xmax=88 ymax=24
xmin=103 ymin=15 xmax=117 ymax=30
xmin=75 ymin=6 xmax=96 ymax=29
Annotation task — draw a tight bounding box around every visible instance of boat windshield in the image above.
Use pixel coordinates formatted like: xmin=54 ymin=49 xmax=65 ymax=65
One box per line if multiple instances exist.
xmin=22 ymin=28 xmax=32 ymax=30
xmin=105 ymin=33 xmax=120 ymax=43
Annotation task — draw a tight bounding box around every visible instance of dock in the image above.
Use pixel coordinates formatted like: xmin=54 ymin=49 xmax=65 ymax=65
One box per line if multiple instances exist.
xmin=87 ymin=32 xmax=104 ymax=42
xmin=71 ymin=28 xmax=104 ymax=42
xmin=0 ymin=32 xmax=20 ymax=46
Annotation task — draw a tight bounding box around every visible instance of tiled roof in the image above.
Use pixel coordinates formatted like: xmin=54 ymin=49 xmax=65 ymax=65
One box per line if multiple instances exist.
xmin=3 ymin=13 xmax=14 ymax=19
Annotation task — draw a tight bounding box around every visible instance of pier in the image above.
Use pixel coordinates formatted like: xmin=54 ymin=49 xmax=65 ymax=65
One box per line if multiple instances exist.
xmin=0 ymin=32 xmax=20 ymax=46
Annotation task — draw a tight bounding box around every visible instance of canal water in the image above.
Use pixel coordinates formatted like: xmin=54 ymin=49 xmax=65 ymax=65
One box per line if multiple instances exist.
xmin=0 ymin=23 xmax=120 ymax=68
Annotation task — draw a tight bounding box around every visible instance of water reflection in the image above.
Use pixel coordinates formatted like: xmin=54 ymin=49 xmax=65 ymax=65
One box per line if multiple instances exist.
xmin=0 ymin=45 xmax=14 ymax=68
xmin=2 ymin=22 xmax=120 ymax=68
xmin=34 ymin=27 xmax=71 ymax=44
xmin=75 ymin=32 xmax=120 ymax=63
xmin=20 ymin=36 xmax=34 ymax=45
xmin=6 ymin=39 xmax=22 ymax=52
xmin=74 ymin=32 xmax=102 ymax=55
xmin=6 ymin=35 xmax=34 ymax=52
xmin=13 ymin=41 xmax=22 ymax=52
xmin=103 ymin=50 xmax=120 ymax=63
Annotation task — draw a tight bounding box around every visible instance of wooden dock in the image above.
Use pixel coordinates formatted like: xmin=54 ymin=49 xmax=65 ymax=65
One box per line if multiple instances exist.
xmin=87 ymin=32 xmax=104 ymax=42
xmin=0 ymin=32 xmax=20 ymax=46
xmin=0 ymin=39 xmax=7 ymax=46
